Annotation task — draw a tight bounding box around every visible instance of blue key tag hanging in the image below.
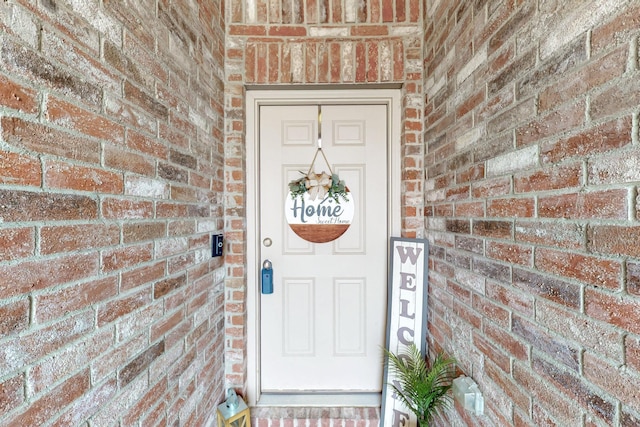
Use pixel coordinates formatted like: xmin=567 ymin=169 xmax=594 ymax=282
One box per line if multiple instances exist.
xmin=261 ymin=259 xmax=273 ymax=294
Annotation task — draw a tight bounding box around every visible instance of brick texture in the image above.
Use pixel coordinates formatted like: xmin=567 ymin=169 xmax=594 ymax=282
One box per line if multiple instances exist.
xmin=3 ymin=0 xmax=640 ymax=426
xmin=424 ymin=0 xmax=640 ymax=426
xmin=0 ymin=0 xmax=226 ymax=426
xmin=224 ymin=0 xmax=423 ymax=417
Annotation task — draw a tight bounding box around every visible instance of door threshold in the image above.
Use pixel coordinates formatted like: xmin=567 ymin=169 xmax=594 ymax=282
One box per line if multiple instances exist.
xmin=255 ymin=392 xmax=381 ymax=407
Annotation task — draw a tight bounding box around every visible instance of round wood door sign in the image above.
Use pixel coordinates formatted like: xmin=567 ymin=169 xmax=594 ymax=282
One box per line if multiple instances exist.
xmin=284 ymin=173 xmax=355 ymax=243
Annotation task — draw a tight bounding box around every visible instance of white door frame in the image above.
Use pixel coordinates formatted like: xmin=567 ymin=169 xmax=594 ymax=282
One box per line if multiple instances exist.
xmin=245 ymin=88 xmax=402 ymax=407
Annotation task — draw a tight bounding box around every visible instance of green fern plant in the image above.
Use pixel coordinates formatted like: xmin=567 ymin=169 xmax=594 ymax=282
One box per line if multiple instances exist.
xmin=384 ymin=343 xmax=457 ymax=426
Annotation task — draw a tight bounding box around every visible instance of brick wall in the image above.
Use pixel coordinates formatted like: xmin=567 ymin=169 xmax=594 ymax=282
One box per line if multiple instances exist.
xmin=6 ymin=0 xmax=639 ymax=425
xmin=424 ymin=0 xmax=640 ymax=425
xmin=223 ymin=0 xmax=424 ymax=402
xmin=0 ymin=0 xmax=226 ymax=425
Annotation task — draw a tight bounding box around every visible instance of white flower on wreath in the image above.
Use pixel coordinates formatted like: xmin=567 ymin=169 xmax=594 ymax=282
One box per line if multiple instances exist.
xmin=305 ymin=171 xmax=331 ymax=200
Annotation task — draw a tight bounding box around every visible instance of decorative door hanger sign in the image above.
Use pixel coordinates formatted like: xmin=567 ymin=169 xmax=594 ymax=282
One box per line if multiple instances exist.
xmin=285 ymin=119 xmax=354 ymax=243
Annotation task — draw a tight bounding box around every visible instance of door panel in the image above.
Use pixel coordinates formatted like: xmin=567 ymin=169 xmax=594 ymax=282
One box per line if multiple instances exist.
xmin=334 ymin=278 xmax=366 ymax=355
xmin=259 ymin=104 xmax=388 ymax=392
xmin=333 ymin=166 xmax=365 ymax=253
xmin=282 ymin=278 xmax=314 ymax=355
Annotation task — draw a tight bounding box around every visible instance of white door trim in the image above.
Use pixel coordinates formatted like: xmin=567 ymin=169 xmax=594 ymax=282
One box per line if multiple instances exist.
xmin=245 ymin=88 xmax=402 ymax=407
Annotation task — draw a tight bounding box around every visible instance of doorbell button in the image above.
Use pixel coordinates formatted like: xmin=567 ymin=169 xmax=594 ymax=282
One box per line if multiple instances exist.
xmin=212 ymin=234 xmax=224 ymax=257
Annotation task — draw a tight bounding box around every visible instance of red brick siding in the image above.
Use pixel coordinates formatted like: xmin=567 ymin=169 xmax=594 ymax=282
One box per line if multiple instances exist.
xmin=425 ymin=1 xmax=640 ymax=426
xmin=0 ymin=0 xmax=226 ymax=425
xmin=5 ymin=0 xmax=636 ymax=425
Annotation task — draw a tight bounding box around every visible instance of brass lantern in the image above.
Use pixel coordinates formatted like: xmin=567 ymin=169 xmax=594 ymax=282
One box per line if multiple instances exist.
xmin=216 ymin=388 xmax=251 ymax=427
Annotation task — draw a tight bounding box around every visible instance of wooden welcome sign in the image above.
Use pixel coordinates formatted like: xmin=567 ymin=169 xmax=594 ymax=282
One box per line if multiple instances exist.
xmin=381 ymin=237 xmax=429 ymax=427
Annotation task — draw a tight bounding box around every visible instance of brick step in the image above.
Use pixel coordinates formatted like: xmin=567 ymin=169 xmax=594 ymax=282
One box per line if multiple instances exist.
xmin=251 ymin=407 xmax=380 ymax=427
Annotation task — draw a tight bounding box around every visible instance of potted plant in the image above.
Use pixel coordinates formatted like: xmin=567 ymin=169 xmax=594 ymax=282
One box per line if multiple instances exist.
xmin=384 ymin=343 xmax=457 ymax=426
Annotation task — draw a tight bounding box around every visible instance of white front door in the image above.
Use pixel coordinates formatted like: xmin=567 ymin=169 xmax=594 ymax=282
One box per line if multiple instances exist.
xmin=258 ymin=103 xmax=388 ymax=393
